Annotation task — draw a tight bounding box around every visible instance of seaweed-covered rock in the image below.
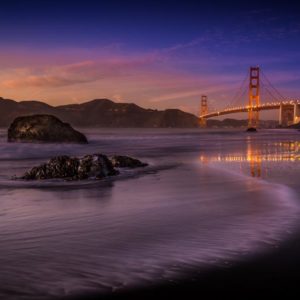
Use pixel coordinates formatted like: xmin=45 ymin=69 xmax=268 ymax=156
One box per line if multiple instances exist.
xmin=21 ymin=154 xmax=118 ymax=180
xmin=111 ymin=155 xmax=148 ymax=168
xmin=22 ymin=156 xmax=80 ymax=180
xmin=8 ymin=114 xmax=88 ymax=144
xmin=77 ymin=154 xmax=119 ymax=179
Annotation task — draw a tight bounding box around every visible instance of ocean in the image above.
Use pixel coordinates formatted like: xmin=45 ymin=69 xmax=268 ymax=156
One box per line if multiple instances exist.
xmin=0 ymin=128 xmax=299 ymax=299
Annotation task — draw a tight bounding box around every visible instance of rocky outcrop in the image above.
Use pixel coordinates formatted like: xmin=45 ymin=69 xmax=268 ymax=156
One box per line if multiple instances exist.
xmin=289 ymin=122 xmax=300 ymax=129
xmin=7 ymin=114 xmax=88 ymax=144
xmin=77 ymin=154 xmax=119 ymax=179
xmin=20 ymin=154 xmax=148 ymax=180
xmin=246 ymin=127 xmax=257 ymax=132
xmin=111 ymin=155 xmax=148 ymax=168
xmin=21 ymin=154 xmax=119 ymax=180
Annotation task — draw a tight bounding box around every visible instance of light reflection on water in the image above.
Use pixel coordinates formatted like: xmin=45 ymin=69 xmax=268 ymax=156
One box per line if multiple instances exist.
xmin=200 ymin=139 xmax=300 ymax=178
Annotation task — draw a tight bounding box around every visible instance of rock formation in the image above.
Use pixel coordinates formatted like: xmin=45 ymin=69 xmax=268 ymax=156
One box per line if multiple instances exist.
xmin=111 ymin=155 xmax=148 ymax=168
xmin=20 ymin=154 xmax=148 ymax=180
xmin=7 ymin=114 xmax=88 ymax=144
xmin=21 ymin=154 xmax=118 ymax=180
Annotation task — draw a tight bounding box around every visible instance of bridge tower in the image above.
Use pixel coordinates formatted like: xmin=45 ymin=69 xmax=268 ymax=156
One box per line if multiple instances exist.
xmin=199 ymin=95 xmax=208 ymax=127
xmin=248 ymin=67 xmax=260 ymax=129
xmin=279 ymin=103 xmax=294 ymax=127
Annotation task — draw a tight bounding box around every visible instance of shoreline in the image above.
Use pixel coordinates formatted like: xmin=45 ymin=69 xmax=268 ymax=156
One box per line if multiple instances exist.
xmin=0 ymin=129 xmax=299 ymax=299
xmin=62 ymin=231 xmax=300 ymax=299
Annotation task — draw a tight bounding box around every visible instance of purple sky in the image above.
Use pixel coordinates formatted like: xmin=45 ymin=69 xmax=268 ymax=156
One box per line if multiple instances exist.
xmin=0 ymin=0 xmax=299 ymax=118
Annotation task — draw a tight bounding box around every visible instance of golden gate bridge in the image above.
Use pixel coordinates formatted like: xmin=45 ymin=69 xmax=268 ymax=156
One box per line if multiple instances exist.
xmin=199 ymin=67 xmax=300 ymax=129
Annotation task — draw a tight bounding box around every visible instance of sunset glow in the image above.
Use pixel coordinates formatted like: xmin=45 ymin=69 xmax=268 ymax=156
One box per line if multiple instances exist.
xmin=1 ymin=1 xmax=300 ymax=115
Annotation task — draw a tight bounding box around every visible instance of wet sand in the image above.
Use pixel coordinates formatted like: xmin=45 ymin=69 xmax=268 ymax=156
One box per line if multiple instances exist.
xmin=83 ymin=235 xmax=300 ymax=299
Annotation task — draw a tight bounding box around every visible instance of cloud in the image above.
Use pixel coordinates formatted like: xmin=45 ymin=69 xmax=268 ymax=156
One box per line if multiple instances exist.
xmin=3 ymin=75 xmax=89 ymax=88
xmin=1 ymin=55 xmax=161 ymax=88
xmin=149 ymin=90 xmax=203 ymax=103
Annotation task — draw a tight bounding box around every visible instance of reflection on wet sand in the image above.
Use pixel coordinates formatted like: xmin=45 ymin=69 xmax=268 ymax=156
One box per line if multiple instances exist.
xmin=200 ymin=140 xmax=300 ymax=178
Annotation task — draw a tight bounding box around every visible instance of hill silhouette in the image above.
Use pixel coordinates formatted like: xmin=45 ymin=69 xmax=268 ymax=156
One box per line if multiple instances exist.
xmin=0 ymin=97 xmax=199 ymax=128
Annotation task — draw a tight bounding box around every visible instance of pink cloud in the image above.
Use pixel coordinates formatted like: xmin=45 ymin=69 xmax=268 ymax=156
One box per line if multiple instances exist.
xmin=3 ymin=75 xmax=90 ymax=88
xmin=1 ymin=54 xmax=162 ymax=89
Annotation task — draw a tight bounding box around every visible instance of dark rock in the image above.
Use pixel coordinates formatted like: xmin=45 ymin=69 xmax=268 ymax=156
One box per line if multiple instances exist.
xmin=78 ymin=154 xmax=119 ymax=179
xmin=289 ymin=122 xmax=300 ymax=129
xmin=246 ymin=127 xmax=257 ymax=132
xmin=22 ymin=156 xmax=80 ymax=180
xmin=111 ymin=155 xmax=148 ymax=168
xmin=21 ymin=154 xmax=119 ymax=180
xmin=8 ymin=114 xmax=88 ymax=144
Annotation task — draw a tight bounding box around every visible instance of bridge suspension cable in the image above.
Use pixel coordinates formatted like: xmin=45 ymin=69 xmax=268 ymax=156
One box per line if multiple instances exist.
xmin=260 ymin=70 xmax=286 ymax=102
xmin=260 ymin=81 xmax=282 ymax=102
xmin=227 ymin=70 xmax=249 ymax=108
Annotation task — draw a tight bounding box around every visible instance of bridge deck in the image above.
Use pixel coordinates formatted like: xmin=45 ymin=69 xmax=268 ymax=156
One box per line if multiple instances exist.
xmin=200 ymin=101 xmax=300 ymax=119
